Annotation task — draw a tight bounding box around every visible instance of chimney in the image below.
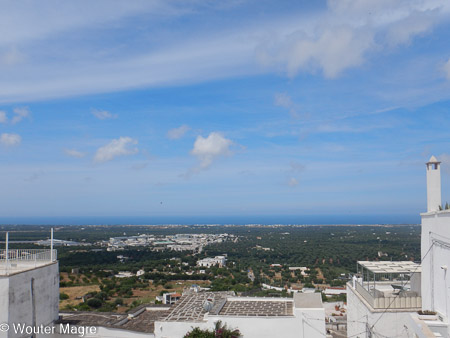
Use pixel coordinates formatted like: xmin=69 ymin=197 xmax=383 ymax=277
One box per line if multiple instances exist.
xmin=426 ymin=155 xmax=442 ymax=212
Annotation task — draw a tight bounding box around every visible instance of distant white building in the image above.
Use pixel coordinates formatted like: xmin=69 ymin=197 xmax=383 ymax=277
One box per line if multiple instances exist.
xmin=156 ymin=292 xmax=182 ymax=305
xmin=197 ymin=255 xmax=227 ymax=268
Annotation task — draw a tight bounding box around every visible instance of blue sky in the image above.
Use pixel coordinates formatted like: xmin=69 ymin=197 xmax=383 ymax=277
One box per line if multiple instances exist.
xmin=1 ymin=0 xmax=450 ymax=224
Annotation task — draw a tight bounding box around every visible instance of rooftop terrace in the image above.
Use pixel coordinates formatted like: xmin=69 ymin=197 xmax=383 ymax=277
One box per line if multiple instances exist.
xmin=352 ymin=261 xmax=422 ymax=310
xmin=0 ymin=249 xmax=57 ymax=275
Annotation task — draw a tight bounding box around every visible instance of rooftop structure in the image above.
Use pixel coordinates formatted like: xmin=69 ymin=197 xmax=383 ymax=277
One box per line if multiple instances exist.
xmin=357 ymin=261 xmax=421 ymax=274
xmin=155 ymin=291 xmax=325 ymax=338
xmin=352 ymin=261 xmax=422 ymax=311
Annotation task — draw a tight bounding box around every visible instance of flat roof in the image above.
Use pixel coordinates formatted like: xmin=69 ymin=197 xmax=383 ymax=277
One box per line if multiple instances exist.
xmin=161 ymin=291 xmax=234 ymax=322
xmin=161 ymin=291 xmax=299 ymax=321
xmin=0 ymin=261 xmax=57 ymax=276
xmin=59 ymin=305 xmax=171 ymax=333
xmin=358 ymin=261 xmax=421 ymax=274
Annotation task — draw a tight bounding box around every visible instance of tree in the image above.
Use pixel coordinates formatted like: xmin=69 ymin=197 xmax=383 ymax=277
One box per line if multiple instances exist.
xmin=183 ymin=321 xmax=240 ymax=338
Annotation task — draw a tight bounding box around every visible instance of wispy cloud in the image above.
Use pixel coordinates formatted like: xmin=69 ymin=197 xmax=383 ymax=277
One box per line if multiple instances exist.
xmin=0 ymin=133 xmax=21 ymax=146
xmin=24 ymin=170 xmax=44 ymax=183
xmin=92 ymin=109 xmax=118 ymax=120
xmin=0 ymin=111 xmax=7 ymax=124
xmin=167 ymin=125 xmax=190 ymax=139
xmin=94 ymin=137 xmax=138 ymax=163
xmin=1 ymin=46 xmax=26 ymax=66
xmin=0 ymin=1 xmax=448 ymax=103
xmin=11 ymin=107 xmax=30 ymax=124
xmin=290 ymin=161 xmax=305 ymax=173
xmin=444 ymin=58 xmax=450 ymax=80
xmin=274 ymin=93 xmax=300 ymax=119
xmin=64 ymin=148 xmax=86 ymax=158
xmin=288 ymin=177 xmax=299 ymax=187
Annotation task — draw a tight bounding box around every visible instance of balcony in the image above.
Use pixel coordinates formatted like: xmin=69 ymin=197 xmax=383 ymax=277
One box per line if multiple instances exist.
xmin=352 ymin=261 xmax=422 ymax=310
xmin=0 ymin=249 xmax=57 ymax=275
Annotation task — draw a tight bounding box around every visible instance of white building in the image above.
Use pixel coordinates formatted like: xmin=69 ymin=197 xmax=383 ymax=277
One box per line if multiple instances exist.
xmin=156 ymin=292 xmax=182 ymax=305
xmin=0 ymin=247 xmax=59 ymax=338
xmin=347 ymin=156 xmax=450 ymax=338
xmin=196 ymin=255 xmax=227 ymax=268
xmin=154 ymin=291 xmax=326 ymax=338
xmin=408 ymin=156 xmax=450 ymax=337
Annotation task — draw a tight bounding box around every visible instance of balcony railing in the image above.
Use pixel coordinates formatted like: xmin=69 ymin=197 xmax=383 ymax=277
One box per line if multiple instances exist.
xmin=0 ymin=249 xmax=57 ymax=262
xmin=355 ymin=281 xmax=421 ymax=310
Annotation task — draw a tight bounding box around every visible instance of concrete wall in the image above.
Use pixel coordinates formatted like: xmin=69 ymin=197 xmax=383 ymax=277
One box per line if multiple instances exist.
xmin=421 ymin=211 xmax=450 ymax=326
xmin=155 ymin=309 xmax=325 ymax=338
xmin=347 ymin=283 xmax=414 ymax=338
xmin=0 ymin=262 xmax=59 ymax=338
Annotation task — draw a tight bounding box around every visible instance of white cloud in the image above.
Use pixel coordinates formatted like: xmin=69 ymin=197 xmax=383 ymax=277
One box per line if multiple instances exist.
xmin=0 ymin=133 xmax=21 ymax=146
xmin=92 ymin=109 xmax=118 ymax=120
xmin=444 ymin=58 xmax=450 ymax=80
xmin=288 ymin=177 xmax=299 ymax=187
xmin=0 ymin=1 xmax=448 ymax=102
xmin=274 ymin=93 xmax=299 ymax=118
xmin=0 ymin=111 xmax=7 ymax=123
xmin=94 ymin=137 xmax=138 ymax=163
xmin=167 ymin=125 xmax=190 ymax=139
xmin=191 ymin=132 xmax=233 ymax=169
xmin=260 ymin=27 xmax=374 ymax=79
xmin=11 ymin=106 xmax=30 ymax=124
xmin=64 ymin=148 xmax=86 ymax=158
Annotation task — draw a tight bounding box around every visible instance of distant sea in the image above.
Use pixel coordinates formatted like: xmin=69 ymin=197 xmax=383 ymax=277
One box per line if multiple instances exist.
xmin=0 ymin=214 xmax=420 ymax=226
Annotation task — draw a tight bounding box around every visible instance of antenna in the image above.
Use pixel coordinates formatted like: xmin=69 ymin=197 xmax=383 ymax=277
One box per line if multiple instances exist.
xmin=50 ymin=228 xmax=54 ymax=261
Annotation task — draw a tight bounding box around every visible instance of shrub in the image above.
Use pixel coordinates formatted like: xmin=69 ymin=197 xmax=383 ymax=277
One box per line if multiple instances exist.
xmin=87 ymin=298 xmax=102 ymax=309
xmin=59 ymin=293 xmax=69 ymax=300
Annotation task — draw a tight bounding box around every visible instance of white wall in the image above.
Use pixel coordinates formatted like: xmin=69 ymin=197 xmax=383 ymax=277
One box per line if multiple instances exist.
xmin=0 ymin=262 xmax=59 ymax=338
xmin=155 ymin=309 xmax=325 ymax=338
xmin=347 ymin=283 xmax=414 ymax=338
xmin=0 ymin=278 xmax=9 ymax=338
xmin=421 ymin=211 xmax=450 ymax=326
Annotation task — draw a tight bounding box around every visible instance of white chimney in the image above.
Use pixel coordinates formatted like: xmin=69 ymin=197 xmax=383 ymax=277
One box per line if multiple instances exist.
xmin=426 ymin=155 xmax=442 ymax=212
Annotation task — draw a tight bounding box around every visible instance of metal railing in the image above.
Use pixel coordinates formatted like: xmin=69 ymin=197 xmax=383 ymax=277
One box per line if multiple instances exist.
xmin=0 ymin=249 xmax=57 ymax=262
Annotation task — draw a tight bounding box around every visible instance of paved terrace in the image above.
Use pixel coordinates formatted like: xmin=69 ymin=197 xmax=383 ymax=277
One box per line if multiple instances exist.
xmin=0 ymin=249 xmax=57 ymax=275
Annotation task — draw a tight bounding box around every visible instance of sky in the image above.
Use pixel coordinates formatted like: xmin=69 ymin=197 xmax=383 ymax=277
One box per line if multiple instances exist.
xmin=1 ymin=0 xmax=450 ymax=224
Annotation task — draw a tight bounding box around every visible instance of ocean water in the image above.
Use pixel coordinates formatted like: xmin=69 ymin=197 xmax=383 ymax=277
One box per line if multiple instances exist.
xmin=0 ymin=214 xmax=420 ymax=225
